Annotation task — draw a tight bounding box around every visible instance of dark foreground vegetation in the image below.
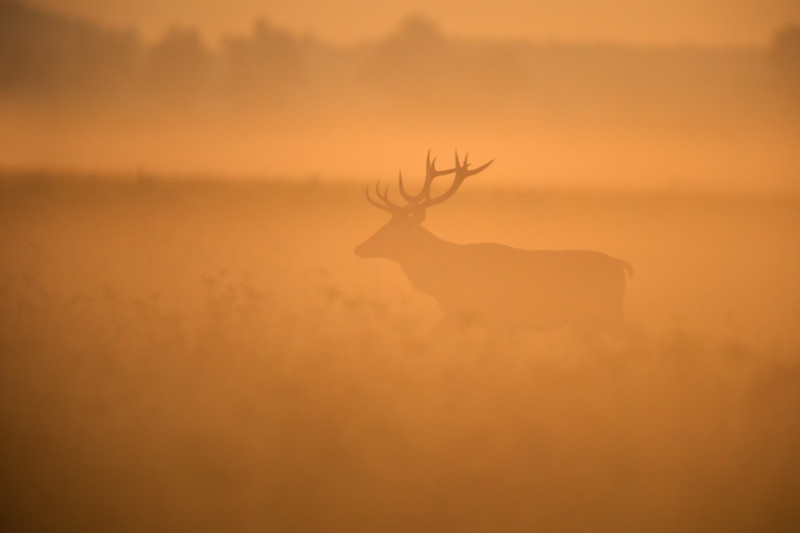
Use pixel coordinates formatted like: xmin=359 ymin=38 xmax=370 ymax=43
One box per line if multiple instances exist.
xmin=1 ymin=175 xmax=799 ymax=532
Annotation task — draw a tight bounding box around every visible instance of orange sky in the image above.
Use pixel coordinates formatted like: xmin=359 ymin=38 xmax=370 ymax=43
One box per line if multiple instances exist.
xmin=33 ymin=0 xmax=800 ymax=46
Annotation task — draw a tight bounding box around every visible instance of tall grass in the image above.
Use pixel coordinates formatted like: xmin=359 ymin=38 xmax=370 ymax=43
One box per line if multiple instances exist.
xmin=1 ymin=176 xmax=798 ymax=532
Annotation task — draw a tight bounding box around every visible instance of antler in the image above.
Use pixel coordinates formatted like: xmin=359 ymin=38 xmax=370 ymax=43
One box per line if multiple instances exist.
xmin=397 ymin=149 xmax=458 ymax=205
xmin=416 ymin=150 xmax=493 ymax=209
xmin=366 ymin=150 xmax=493 ymax=214
xmin=365 ymin=181 xmax=403 ymax=213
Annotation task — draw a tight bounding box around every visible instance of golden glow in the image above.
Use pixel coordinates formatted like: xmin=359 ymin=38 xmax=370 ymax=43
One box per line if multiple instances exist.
xmin=2 ymin=1 xmax=799 ymax=192
xmin=2 ymin=2 xmax=800 ymax=531
xmin=33 ymin=0 xmax=800 ymax=45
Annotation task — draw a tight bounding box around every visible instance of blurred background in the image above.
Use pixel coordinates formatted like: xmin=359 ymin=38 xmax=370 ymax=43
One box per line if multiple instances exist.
xmin=1 ymin=0 xmax=798 ymax=191
xmin=1 ymin=1 xmax=800 ymax=532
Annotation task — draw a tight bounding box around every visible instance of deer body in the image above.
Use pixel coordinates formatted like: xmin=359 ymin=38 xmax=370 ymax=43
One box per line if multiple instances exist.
xmin=356 ymin=220 xmax=632 ymax=332
xmin=355 ymin=151 xmax=633 ymax=333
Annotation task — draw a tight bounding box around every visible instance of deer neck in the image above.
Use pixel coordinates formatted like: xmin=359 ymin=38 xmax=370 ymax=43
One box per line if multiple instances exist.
xmin=394 ymin=227 xmax=458 ymax=292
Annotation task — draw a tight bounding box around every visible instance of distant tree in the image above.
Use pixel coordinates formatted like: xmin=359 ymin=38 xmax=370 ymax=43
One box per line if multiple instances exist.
xmin=768 ymin=24 xmax=800 ymax=97
xmin=389 ymin=15 xmax=445 ymax=48
xmin=362 ymin=15 xmax=452 ymax=106
xmin=221 ymin=18 xmax=305 ymax=108
xmin=0 ymin=0 xmax=139 ymax=101
xmin=144 ymin=26 xmax=211 ymax=102
xmin=362 ymin=14 xmax=525 ymax=112
xmin=368 ymin=15 xmax=446 ymax=72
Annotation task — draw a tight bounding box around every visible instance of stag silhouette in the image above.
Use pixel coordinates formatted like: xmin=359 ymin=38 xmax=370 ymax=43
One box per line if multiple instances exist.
xmin=355 ymin=151 xmax=633 ymax=334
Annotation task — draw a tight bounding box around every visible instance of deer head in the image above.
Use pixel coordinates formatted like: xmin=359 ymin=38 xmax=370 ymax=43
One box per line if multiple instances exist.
xmin=355 ymin=150 xmax=493 ymax=260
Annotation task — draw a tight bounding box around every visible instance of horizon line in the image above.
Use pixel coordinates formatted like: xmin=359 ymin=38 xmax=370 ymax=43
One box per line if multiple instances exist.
xmin=17 ymin=0 xmax=792 ymax=51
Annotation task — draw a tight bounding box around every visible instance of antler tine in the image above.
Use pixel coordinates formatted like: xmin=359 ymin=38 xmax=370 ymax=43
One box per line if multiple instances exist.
xmin=418 ymin=153 xmax=494 ymax=209
xmin=375 ymin=181 xmax=404 ymax=210
xmin=463 ymin=158 xmax=494 ymax=177
xmin=399 ymin=149 xmax=460 ymax=205
xmin=366 ymin=181 xmax=404 ymax=213
xmin=397 ymin=169 xmax=415 ymax=202
xmin=365 ymin=185 xmax=394 ymax=212
xmin=430 ymin=150 xmax=458 ymax=178
xmin=365 ymin=151 xmax=492 ymax=213
xmin=454 ymin=151 xmax=479 ymax=174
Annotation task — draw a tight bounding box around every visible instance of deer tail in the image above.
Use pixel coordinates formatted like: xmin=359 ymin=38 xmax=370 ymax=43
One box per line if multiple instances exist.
xmin=620 ymin=260 xmax=634 ymax=278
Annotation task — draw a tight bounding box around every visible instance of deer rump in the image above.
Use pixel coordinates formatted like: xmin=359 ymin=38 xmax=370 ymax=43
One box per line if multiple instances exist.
xmin=400 ymin=243 xmax=632 ymax=332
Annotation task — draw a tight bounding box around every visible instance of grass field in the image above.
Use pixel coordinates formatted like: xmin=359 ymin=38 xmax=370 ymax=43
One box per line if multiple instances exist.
xmin=1 ymin=175 xmax=799 ymax=532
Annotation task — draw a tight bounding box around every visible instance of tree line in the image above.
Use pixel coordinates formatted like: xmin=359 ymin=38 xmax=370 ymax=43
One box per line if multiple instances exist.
xmin=1 ymin=1 xmax=797 ymax=119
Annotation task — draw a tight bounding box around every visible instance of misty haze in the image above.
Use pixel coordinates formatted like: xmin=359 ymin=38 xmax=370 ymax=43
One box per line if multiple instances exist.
xmin=1 ymin=1 xmax=800 ymax=532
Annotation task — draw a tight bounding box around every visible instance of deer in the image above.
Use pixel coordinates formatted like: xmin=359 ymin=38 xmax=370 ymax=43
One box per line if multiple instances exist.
xmin=354 ymin=151 xmax=634 ymax=335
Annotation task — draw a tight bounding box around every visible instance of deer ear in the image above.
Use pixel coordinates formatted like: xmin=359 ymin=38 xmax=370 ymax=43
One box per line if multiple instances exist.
xmin=410 ymin=208 xmax=426 ymax=224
